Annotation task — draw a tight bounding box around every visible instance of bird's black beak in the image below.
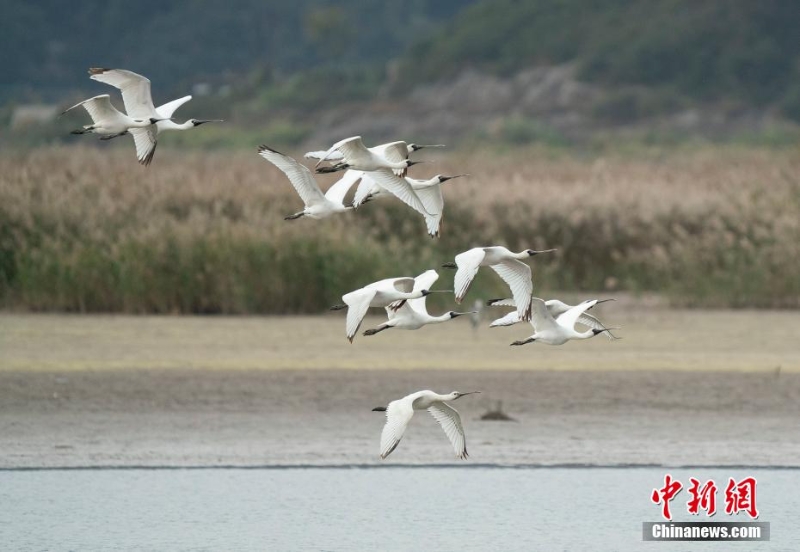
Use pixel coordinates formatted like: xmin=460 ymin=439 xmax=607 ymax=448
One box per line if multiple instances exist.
xmin=440 ymin=174 xmax=469 ymax=183
xmin=441 ymin=262 xmax=457 ymax=269
xmin=592 ymin=326 xmax=621 ymax=336
xmin=194 ymin=119 xmax=223 ymax=126
xmin=528 ymin=248 xmax=557 ymax=256
xmin=372 ymin=406 xmax=387 ymax=412
xmin=407 ymin=160 xmax=425 ymax=167
xmin=595 ymin=299 xmax=616 ymax=305
xmin=329 ymin=304 xmax=347 ymax=311
xmin=422 ymin=289 xmax=452 ymax=296
xmin=450 ymin=311 xmax=477 ymax=318
xmin=455 ymin=391 xmax=480 ymax=400
xmin=412 ymin=144 xmax=446 ymax=151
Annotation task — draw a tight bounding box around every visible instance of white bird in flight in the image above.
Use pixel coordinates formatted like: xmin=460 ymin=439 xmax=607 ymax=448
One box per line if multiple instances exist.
xmin=257 ymin=145 xmax=361 ymax=219
xmin=363 ymin=270 xmax=472 ymax=336
xmin=510 ymin=298 xmax=620 ymax=346
xmin=372 ymin=389 xmax=480 ymax=459
xmin=62 ymin=94 xmax=166 ymax=139
xmin=442 ymin=246 xmax=556 ymax=322
xmin=306 ymin=141 xmax=444 ymax=176
xmin=313 ymin=136 xmax=423 ymax=176
xmin=353 ymin=174 xmax=467 ymax=237
xmin=487 ymin=297 xmax=620 ymax=340
xmin=89 ymin=68 xmax=221 ymax=165
xmin=330 ymin=275 xmax=450 ymax=342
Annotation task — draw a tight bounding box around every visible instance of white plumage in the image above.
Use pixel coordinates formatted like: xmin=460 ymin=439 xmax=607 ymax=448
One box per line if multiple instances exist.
xmin=89 ymin=68 xmax=221 ymax=165
xmin=334 ymin=276 xmax=445 ymax=343
xmin=444 ymin=246 xmax=556 ymax=322
xmin=487 ymin=297 xmax=619 ymax=340
xmin=62 ymin=94 xmax=163 ymax=139
xmin=257 ymin=146 xmax=361 ymax=219
xmin=509 ymin=298 xmax=620 ymax=346
xmin=373 ymin=390 xmax=479 ymax=459
xmin=363 ymin=270 xmax=473 ymax=335
xmin=313 ymin=136 xmax=421 ymax=176
xmin=353 ymin=174 xmax=467 ymax=237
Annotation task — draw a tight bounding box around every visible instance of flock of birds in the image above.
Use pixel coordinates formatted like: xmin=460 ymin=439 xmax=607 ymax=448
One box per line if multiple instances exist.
xmin=63 ymin=67 xmax=621 ymax=461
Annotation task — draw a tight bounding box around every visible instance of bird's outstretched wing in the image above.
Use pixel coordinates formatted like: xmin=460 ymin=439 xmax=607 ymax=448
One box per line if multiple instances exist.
xmin=89 ymin=68 xmax=157 ymax=118
xmin=489 ymin=311 xmax=520 ymax=327
xmin=453 ymin=248 xmax=486 ymax=304
xmin=62 ymin=94 xmax=120 ymax=124
xmin=380 ymin=399 xmax=415 ymax=459
xmin=324 ymin=170 xmax=362 ymax=206
xmin=258 ymin=145 xmax=325 ymax=208
xmin=555 ymin=300 xmax=598 ymax=331
xmin=343 ymin=287 xmax=378 ymax=343
xmin=577 ymin=312 xmax=619 ymax=340
xmin=412 ymin=183 xmax=444 ymax=237
xmin=529 ymin=297 xmax=559 ymax=332
xmin=156 ymin=95 xmax=192 ymax=119
xmin=304 ymin=149 xmax=344 ymax=161
xmin=315 ymin=136 xmax=366 ymax=167
xmin=403 ymin=269 xmax=438 ymax=315
xmin=368 ymin=169 xmax=431 ymax=217
xmin=490 ymin=259 xmax=533 ymax=322
xmin=428 ymin=402 xmax=468 ymax=459
xmin=129 ymin=127 xmax=158 ymax=166
xmin=379 ymin=141 xmax=410 ymax=177
xmin=487 ymin=298 xmax=516 ymax=308
xmin=352 ymin=172 xmax=380 ymax=208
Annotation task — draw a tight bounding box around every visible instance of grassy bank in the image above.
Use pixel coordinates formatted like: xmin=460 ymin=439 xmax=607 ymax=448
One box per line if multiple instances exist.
xmin=1 ymin=146 xmax=798 ymax=313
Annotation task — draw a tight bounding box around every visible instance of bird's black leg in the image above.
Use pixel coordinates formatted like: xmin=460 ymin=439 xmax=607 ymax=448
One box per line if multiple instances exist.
xmin=363 ymin=325 xmax=390 ymax=336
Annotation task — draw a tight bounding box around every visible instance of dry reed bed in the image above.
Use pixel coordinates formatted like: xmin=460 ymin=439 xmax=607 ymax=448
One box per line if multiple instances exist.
xmin=0 ymin=145 xmax=798 ymax=312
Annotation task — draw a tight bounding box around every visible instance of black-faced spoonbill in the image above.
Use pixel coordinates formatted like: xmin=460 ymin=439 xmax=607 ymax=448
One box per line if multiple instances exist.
xmin=88 ymin=68 xmax=221 ymax=165
xmin=353 ymin=174 xmax=468 ymax=238
xmin=257 ymin=146 xmax=362 ymax=220
xmin=61 ymin=94 xmax=165 ymax=142
xmin=306 ymin=139 xmax=443 ymax=176
xmin=330 ymin=276 xmax=450 ymax=343
xmin=363 ymin=270 xmax=471 ymax=335
xmin=509 ymin=298 xmax=620 ymax=346
xmin=442 ymin=246 xmax=556 ymax=322
xmin=487 ymin=297 xmax=620 ymax=340
xmin=372 ymin=390 xmax=480 ymax=459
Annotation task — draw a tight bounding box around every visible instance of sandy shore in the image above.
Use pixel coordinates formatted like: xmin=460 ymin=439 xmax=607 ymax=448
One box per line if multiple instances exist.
xmin=1 ymin=312 xmax=799 ymax=468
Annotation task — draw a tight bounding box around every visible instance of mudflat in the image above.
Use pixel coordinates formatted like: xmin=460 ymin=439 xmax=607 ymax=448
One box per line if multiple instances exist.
xmin=0 ymin=312 xmax=798 ymax=468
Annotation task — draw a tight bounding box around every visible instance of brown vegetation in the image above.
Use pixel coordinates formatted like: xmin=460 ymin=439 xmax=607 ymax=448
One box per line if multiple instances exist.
xmin=1 ymin=145 xmax=798 ymax=312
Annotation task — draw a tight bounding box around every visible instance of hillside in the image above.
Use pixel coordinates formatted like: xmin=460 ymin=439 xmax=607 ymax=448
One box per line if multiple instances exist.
xmin=3 ymin=1 xmax=800 ymax=148
xmin=395 ymin=0 xmax=800 ymax=119
xmin=0 ymin=0 xmax=473 ymax=102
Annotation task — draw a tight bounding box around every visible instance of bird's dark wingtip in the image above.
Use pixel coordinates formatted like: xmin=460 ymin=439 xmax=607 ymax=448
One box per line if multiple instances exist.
xmin=258 ymin=144 xmax=282 ymax=155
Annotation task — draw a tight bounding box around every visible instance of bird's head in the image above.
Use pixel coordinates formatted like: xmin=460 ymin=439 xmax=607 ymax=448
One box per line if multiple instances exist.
xmin=191 ymin=119 xmax=223 ymax=127
xmin=451 ymin=391 xmax=480 ymax=400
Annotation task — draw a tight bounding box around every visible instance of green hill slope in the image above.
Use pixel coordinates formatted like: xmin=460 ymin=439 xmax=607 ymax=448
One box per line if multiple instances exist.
xmin=396 ymin=0 xmax=800 ymax=117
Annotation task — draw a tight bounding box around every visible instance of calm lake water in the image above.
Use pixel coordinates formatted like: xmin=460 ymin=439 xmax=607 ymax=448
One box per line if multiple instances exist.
xmin=1 ymin=467 xmax=797 ymax=551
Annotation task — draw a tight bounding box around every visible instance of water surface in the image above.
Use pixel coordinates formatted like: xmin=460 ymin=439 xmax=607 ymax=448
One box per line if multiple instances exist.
xmin=2 ymin=467 xmax=797 ymax=551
